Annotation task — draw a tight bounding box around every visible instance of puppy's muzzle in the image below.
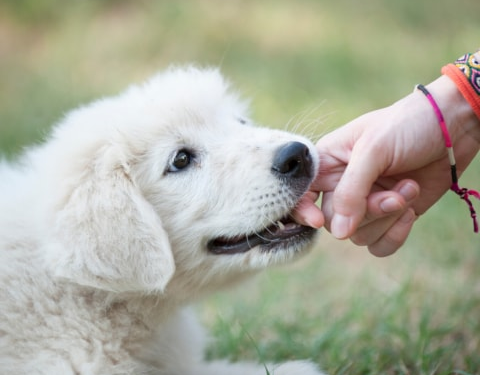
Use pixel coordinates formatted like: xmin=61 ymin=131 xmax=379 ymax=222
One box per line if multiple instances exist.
xmin=207 ymin=141 xmax=317 ymax=256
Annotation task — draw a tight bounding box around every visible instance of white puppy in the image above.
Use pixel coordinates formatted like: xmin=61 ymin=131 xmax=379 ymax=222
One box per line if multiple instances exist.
xmin=0 ymin=67 xmax=324 ymax=375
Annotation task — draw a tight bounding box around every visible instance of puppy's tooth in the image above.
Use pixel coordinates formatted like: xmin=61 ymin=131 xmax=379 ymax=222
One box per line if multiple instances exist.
xmin=277 ymin=221 xmax=285 ymax=230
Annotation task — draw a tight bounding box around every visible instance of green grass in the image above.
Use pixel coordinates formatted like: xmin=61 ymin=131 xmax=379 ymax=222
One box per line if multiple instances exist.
xmin=1 ymin=0 xmax=479 ymax=374
xmin=200 ymin=217 xmax=480 ymax=374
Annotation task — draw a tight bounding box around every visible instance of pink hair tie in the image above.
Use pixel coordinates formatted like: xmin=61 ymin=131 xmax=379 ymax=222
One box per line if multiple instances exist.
xmin=416 ymin=84 xmax=480 ymax=233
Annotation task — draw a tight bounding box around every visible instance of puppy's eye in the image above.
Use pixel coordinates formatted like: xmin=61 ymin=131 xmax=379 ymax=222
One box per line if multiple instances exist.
xmin=168 ymin=149 xmax=193 ymax=172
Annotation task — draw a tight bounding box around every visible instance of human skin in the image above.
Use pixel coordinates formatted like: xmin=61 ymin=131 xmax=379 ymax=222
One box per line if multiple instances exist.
xmin=294 ymin=75 xmax=480 ymax=256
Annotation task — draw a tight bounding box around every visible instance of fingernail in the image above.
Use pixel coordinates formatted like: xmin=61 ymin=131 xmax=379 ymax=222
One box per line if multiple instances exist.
xmin=380 ymin=197 xmax=402 ymax=213
xmin=331 ymin=214 xmax=351 ymax=239
xmin=398 ymin=182 xmax=418 ymax=202
xmin=306 ymin=218 xmax=323 ymax=229
xmin=303 ymin=211 xmax=322 ymax=228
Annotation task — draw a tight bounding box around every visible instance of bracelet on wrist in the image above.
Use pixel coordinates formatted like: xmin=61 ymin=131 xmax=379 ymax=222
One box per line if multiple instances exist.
xmin=415 ymin=84 xmax=480 ymax=233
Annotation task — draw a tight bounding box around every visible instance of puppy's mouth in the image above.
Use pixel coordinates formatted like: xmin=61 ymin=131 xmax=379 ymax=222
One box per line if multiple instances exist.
xmin=207 ymin=216 xmax=316 ymax=255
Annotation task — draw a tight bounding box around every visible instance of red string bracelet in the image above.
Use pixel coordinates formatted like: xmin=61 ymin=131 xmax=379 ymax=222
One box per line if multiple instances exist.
xmin=415 ymin=84 xmax=480 ymax=233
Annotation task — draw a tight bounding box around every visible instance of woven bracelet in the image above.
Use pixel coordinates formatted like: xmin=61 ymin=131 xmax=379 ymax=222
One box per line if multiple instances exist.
xmin=441 ymin=50 xmax=480 ymax=120
xmin=415 ymin=84 xmax=480 ymax=233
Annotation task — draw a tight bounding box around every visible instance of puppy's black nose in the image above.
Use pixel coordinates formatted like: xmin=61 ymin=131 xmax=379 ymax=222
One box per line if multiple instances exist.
xmin=272 ymin=141 xmax=313 ymax=179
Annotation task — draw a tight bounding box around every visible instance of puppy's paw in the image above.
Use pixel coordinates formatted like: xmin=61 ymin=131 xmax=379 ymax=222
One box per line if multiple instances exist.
xmin=269 ymin=360 xmax=326 ymax=375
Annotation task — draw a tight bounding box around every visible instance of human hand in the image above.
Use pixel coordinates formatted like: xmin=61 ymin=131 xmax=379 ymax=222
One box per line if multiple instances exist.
xmin=295 ymin=76 xmax=480 ymax=256
xmin=296 ymin=177 xmax=420 ymax=256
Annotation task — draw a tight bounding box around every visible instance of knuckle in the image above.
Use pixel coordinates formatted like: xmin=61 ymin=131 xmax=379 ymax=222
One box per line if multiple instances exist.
xmin=368 ymin=221 xmax=412 ymax=257
xmin=350 ymin=232 xmax=370 ymax=247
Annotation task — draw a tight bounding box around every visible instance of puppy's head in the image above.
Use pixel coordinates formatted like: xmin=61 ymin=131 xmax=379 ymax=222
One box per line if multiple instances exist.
xmin=42 ymin=67 xmax=319 ymax=295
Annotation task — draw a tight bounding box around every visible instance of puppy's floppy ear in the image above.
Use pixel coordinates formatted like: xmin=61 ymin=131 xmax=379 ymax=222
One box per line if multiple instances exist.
xmin=45 ymin=146 xmax=175 ymax=293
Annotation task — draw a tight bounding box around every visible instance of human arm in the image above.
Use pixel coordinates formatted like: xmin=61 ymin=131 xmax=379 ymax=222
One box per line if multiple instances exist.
xmin=295 ymin=74 xmax=480 ymax=256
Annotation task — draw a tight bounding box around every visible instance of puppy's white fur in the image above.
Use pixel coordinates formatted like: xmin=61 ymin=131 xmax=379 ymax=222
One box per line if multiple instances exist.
xmin=0 ymin=67 xmax=324 ymax=374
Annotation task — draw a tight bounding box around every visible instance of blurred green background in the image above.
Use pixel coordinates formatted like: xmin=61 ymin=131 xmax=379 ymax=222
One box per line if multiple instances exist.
xmin=1 ymin=0 xmax=479 ymax=374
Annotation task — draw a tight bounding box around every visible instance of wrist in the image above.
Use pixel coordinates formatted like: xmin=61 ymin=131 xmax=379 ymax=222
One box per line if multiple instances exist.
xmin=421 ymin=75 xmax=480 ymax=176
xmin=423 ymin=75 xmax=480 ymax=233
xmin=426 ymin=75 xmax=480 ymax=146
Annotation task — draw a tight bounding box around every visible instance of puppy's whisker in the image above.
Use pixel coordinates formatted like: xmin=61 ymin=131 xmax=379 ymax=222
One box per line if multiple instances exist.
xmin=283 ymin=103 xmax=334 ymax=141
xmin=259 ymin=208 xmax=282 ymax=229
xmin=284 ymin=107 xmax=313 ymax=133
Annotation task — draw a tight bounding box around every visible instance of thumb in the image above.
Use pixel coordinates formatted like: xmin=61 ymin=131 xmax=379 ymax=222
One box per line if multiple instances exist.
xmin=330 ymin=143 xmax=388 ymax=239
